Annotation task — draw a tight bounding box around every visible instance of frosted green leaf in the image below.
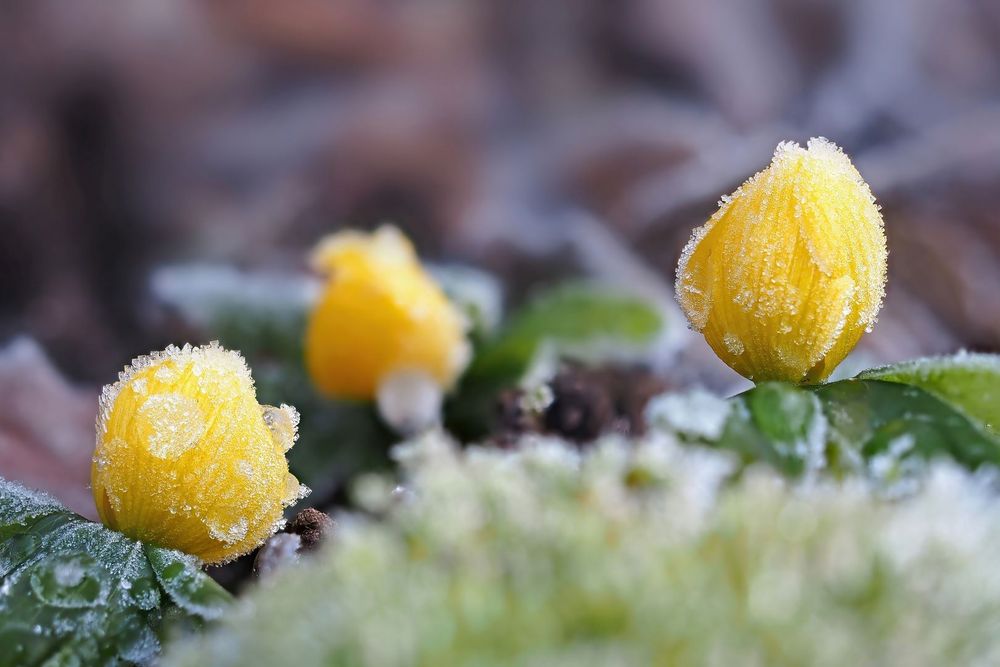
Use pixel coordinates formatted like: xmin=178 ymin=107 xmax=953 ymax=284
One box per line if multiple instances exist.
xmin=466 ymin=283 xmax=663 ymax=383
xmin=814 ymin=379 xmax=1000 ymax=475
xmin=151 ymin=264 xmax=316 ymax=334
xmin=858 ymin=351 xmax=1000 ymax=433
xmin=0 ymin=477 xmax=232 ymax=666
xmin=652 ymin=379 xmax=1000 ymax=480
xmin=144 ymin=547 xmax=230 ymax=621
xmin=28 ymin=554 xmax=107 ymax=608
xmin=0 ymin=483 xmax=65 ymax=531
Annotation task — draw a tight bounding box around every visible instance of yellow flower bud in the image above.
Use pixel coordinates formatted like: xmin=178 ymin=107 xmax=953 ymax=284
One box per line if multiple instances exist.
xmin=91 ymin=342 xmax=307 ymax=564
xmin=304 ymin=226 xmax=469 ymax=400
xmin=675 ymin=138 xmax=887 ymax=383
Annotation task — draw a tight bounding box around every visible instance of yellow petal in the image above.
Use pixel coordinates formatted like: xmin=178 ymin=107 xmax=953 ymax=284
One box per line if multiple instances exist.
xmin=91 ymin=342 xmax=305 ymax=564
xmin=304 ymin=225 xmax=470 ymax=400
xmin=675 ymin=138 xmax=887 ymax=383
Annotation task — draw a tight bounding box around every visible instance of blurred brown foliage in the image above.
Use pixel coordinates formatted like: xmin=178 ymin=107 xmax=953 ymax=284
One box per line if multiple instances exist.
xmin=1 ymin=0 xmax=999 ymax=384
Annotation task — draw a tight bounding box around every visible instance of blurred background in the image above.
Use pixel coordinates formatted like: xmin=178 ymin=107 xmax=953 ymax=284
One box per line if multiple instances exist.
xmin=2 ymin=0 xmax=1000 ymax=516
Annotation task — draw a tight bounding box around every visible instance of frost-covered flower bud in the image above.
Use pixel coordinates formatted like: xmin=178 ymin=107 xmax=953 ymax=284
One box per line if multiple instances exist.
xmin=305 ymin=226 xmax=470 ymax=400
xmin=91 ymin=342 xmax=307 ymax=564
xmin=676 ymin=138 xmax=887 ymax=383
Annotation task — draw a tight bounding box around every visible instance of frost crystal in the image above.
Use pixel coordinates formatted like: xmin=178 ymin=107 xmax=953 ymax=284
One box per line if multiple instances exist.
xmin=139 ymin=393 xmax=207 ymax=459
xmin=722 ymin=332 xmax=745 ymax=356
xmin=253 ymin=533 xmax=302 ymax=578
xmin=261 ymin=404 xmax=300 ymax=453
xmin=207 ymin=517 xmax=249 ymax=546
xmin=52 ymin=560 xmax=86 ymax=588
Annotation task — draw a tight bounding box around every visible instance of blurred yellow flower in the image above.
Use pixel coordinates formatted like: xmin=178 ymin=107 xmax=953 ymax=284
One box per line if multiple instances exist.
xmin=675 ymin=138 xmax=887 ymax=383
xmin=304 ymin=226 xmax=469 ymax=400
xmin=91 ymin=342 xmax=306 ymax=564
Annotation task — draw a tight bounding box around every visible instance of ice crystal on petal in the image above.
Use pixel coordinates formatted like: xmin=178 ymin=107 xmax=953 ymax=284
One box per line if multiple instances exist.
xmin=139 ymin=393 xmax=206 ymax=459
xmin=722 ymin=333 xmax=744 ymax=356
xmin=235 ymin=460 xmax=254 ymax=478
xmin=261 ymin=404 xmax=299 ymax=453
xmin=207 ymin=517 xmax=249 ymax=546
xmin=283 ymin=473 xmax=310 ymax=504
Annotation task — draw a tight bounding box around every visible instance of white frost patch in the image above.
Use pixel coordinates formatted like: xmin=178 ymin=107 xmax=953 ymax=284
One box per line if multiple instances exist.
xmin=52 ymin=560 xmax=86 ymax=588
xmin=139 ymin=393 xmax=207 ymax=459
xmin=645 ymin=389 xmax=732 ymax=440
xmin=376 ymin=369 xmax=443 ymax=435
xmin=151 ymin=263 xmax=320 ymax=327
xmin=207 ymin=517 xmax=250 ymax=546
xmin=253 ymin=533 xmax=302 ymax=579
xmin=867 ymin=433 xmax=923 ymax=499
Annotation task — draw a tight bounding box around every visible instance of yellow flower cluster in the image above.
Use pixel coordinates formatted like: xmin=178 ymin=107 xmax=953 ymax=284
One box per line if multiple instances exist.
xmin=675 ymin=138 xmax=887 ymax=383
xmin=90 ymin=228 xmax=469 ymax=562
xmin=86 ymin=142 xmax=886 ymax=566
xmin=91 ymin=342 xmax=306 ymax=564
xmin=304 ymin=226 xmax=469 ymax=400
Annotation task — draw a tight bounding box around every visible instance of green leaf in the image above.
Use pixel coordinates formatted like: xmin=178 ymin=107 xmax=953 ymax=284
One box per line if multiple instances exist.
xmin=857 ymin=352 xmax=1000 ymax=434
xmin=745 ymin=382 xmax=819 ymax=444
xmin=211 ymin=307 xmax=306 ymax=368
xmin=144 ymin=547 xmax=230 ymax=621
xmin=465 ymin=283 xmax=663 ymax=385
xmin=814 ymin=379 xmax=1000 ymax=473
xmin=0 ymin=485 xmax=66 ymax=528
xmin=714 ymin=383 xmax=822 ymax=476
xmin=705 ymin=379 xmax=1000 ymax=480
xmin=0 ymin=478 xmax=231 ymax=666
